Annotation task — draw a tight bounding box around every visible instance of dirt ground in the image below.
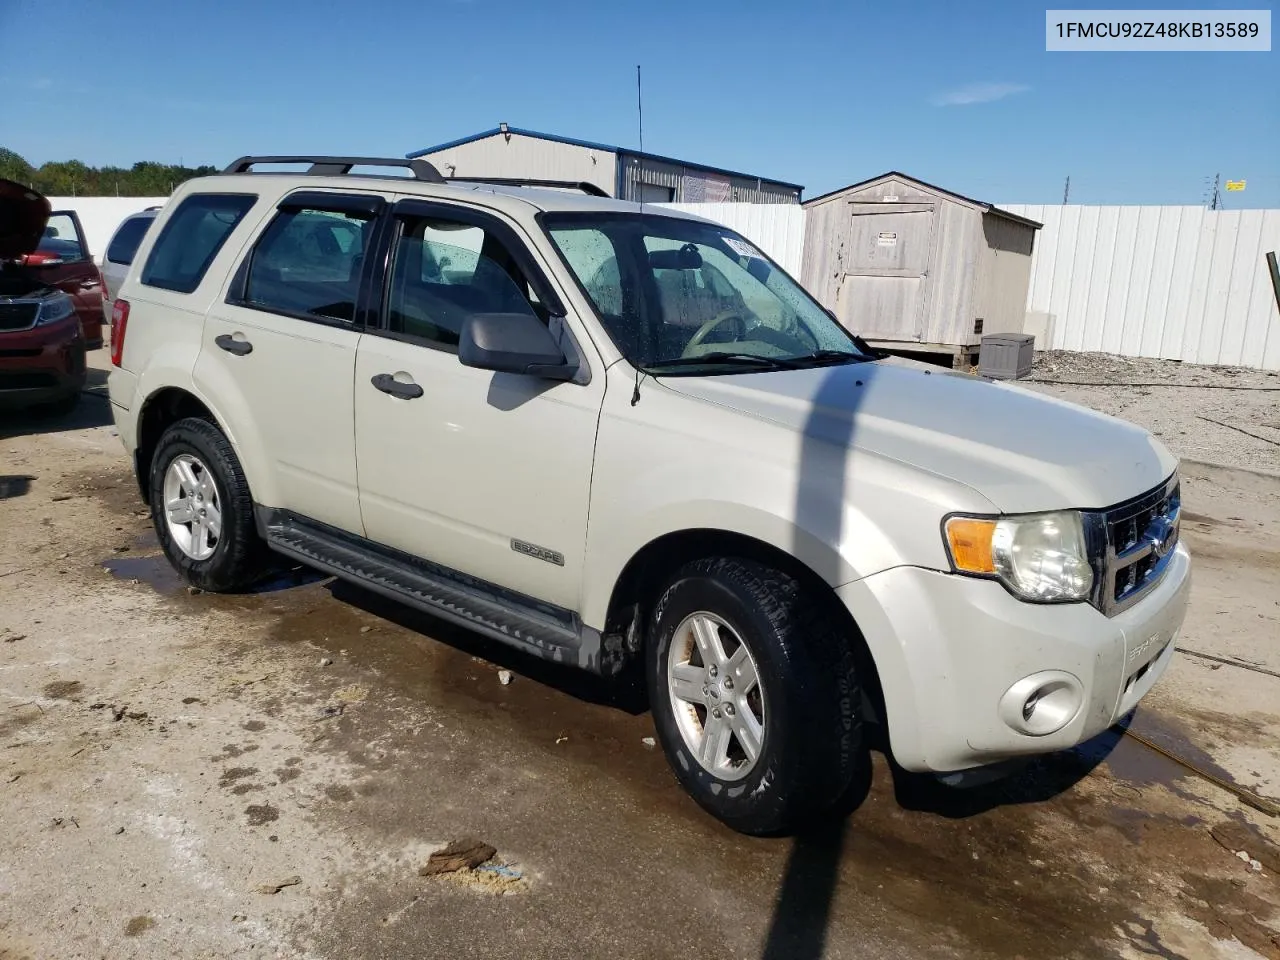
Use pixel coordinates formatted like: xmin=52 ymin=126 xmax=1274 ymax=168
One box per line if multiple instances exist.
xmin=1 ymin=351 xmax=1278 ymax=960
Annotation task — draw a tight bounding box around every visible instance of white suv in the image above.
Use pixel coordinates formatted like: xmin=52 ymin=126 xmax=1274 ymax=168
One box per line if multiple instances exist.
xmin=107 ymin=155 xmax=1190 ymax=834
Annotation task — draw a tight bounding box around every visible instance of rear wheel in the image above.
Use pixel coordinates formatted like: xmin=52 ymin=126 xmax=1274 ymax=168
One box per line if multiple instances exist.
xmin=150 ymin=417 xmax=266 ymax=592
xmin=646 ymin=557 xmax=865 ymax=835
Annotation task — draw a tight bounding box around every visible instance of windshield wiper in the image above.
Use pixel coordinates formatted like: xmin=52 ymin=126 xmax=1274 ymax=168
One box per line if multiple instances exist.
xmin=642 ymin=352 xmax=801 ymax=372
xmin=789 ymin=350 xmax=871 ymax=367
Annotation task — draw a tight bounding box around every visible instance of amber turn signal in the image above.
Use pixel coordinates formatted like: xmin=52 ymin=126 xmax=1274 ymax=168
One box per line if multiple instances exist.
xmin=945 ymin=517 xmax=997 ymax=574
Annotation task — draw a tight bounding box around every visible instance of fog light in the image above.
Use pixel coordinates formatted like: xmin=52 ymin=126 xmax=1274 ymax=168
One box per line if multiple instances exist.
xmin=998 ymin=671 xmax=1083 ymax=737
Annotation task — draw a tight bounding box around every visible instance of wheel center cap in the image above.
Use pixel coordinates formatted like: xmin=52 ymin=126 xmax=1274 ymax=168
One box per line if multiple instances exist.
xmin=705 ymin=677 xmax=722 ymax=701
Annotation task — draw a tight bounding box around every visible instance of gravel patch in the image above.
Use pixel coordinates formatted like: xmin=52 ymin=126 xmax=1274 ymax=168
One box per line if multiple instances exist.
xmin=1019 ymin=351 xmax=1280 ymax=476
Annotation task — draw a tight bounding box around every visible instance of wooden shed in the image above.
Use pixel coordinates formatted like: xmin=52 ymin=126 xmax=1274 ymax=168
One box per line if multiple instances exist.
xmin=801 ymin=172 xmax=1042 ymax=367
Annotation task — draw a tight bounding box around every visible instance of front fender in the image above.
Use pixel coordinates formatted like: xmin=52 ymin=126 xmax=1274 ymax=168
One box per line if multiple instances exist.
xmin=580 ymin=371 xmax=997 ymax=629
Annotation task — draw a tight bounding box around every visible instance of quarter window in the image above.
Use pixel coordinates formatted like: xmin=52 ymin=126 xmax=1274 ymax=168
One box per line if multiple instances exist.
xmin=386 ymin=215 xmax=543 ymax=351
xmin=141 ymin=194 xmax=256 ymax=294
xmin=242 ymin=207 xmax=375 ymax=323
xmin=105 ymin=215 xmax=154 ymax=266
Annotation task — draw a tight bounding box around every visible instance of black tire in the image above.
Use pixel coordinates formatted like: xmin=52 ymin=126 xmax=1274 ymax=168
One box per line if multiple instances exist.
xmin=646 ymin=557 xmax=865 ymax=835
xmin=149 ymin=416 xmax=267 ymax=592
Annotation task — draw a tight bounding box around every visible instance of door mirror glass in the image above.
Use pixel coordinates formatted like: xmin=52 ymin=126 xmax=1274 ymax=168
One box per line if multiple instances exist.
xmin=459 ymin=312 xmax=575 ymax=380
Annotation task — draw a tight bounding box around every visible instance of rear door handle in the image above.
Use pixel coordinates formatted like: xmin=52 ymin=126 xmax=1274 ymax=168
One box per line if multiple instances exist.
xmin=215 ymin=334 xmax=253 ymax=356
xmin=371 ymin=373 xmax=423 ymax=400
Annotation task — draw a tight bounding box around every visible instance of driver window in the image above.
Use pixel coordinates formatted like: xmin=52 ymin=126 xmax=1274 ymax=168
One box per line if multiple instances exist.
xmin=388 ymin=215 xmax=540 ymax=353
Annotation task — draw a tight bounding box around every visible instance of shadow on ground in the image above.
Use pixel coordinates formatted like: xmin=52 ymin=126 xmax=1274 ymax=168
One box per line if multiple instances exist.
xmin=0 ymin=368 xmax=113 ymax=439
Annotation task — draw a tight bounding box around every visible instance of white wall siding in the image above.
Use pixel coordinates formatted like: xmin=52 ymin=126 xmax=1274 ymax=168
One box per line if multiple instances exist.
xmin=1003 ymin=204 xmax=1280 ymax=370
xmin=419 ymin=133 xmax=618 ymax=198
xmin=656 ymin=202 xmax=807 ymax=278
xmin=45 ymin=196 xmax=168 ymax=264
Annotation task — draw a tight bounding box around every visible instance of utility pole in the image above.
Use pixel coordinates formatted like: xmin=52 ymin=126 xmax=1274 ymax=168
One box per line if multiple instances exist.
xmin=1209 ymin=172 xmax=1221 ymax=210
xmin=1062 ymin=175 xmax=1070 ymax=204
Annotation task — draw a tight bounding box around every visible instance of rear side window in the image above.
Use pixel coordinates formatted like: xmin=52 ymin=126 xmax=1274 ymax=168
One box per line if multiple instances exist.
xmin=105 ymin=215 xmax=154 ymax=266
xmin=240 ymin=207 xmax=376 ymax=323
xmin=141 ymin=194 xmax=256 ymax=294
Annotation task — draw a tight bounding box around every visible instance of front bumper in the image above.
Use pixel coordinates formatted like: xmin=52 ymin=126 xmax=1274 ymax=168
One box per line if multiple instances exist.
xmin=838 ymin=543 xmax=1191 ymax=773
xmin=0 ymin=317 xmax=86 ymax=408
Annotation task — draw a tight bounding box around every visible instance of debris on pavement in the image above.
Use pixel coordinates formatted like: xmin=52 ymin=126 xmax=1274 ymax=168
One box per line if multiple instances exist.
xmin=319 ymin=657 xmax=333 ymax=667
xmin=359 ymin=625 xmax=373 ymax=634
xmin=1 ymin=630 xmax=24 ymax=643
xmin=418 ymin=838 xmax=496 ymax=876
xmin=555 ymin=736 xmax=568 ymax=744
xmin=641 ymin=737 xmax=656 ymax=748
xmin=253 ymin=875 xmax=302 ymax=895
xmin=497 ymin=669 xmax=512 ymax=686
xmin=316 ymin=704 xmax=345 ymax=721
xmin=1210 ymin=821 xmax=1280 ymax=874
xmin=333 ymin=685 xmax=367 ymax=704
xmin=114 ymin=826 xmax=125 ymax=835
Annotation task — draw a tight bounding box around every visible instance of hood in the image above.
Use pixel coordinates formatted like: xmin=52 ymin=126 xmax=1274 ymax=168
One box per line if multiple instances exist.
xmin=659 ymin=360 xmax=1177 ymax=513
xmin=0 ymin=178 xmax=52 ymax=260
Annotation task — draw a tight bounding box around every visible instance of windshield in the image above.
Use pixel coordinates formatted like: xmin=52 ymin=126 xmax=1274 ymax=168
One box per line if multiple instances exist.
xmin=543 ymin=213 xmax=867 ymax=373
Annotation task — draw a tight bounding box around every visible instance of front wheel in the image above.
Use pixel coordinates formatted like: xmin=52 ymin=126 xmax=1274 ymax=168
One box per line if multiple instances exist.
xmin=149 ymin=417 xmax=267 ymax=592
xmin=646 ymin=557 xmax=865 ymax=835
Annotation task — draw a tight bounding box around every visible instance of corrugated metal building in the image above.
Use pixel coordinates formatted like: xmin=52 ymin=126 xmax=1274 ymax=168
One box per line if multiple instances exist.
xmin=406 ymin=126 xmax=802 ymax=204
xmin=802 ymin=172 xmax=1041 ymax=365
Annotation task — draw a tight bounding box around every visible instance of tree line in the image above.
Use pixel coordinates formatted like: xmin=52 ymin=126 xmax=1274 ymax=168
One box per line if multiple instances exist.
xmin=0 ymin=147 xmax=216 ymax=197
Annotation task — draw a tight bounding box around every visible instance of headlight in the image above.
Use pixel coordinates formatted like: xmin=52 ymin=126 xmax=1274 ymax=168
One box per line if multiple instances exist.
xmin=35 ymin=294 xmax=76 ymax=326
xmin=944 ymin=511 xmax=1093 ymax=602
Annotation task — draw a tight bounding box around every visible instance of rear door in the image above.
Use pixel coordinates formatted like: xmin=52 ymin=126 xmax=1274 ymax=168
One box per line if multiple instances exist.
xmin=39 ymin=210 xmax=104 ymax=346
xmin=193 ymin=189 xmax=388 ymax=534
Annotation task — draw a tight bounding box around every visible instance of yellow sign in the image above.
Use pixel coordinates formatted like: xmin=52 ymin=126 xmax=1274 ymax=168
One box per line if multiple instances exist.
xmin=1225 ymin=180 xmax=1246 ymax=192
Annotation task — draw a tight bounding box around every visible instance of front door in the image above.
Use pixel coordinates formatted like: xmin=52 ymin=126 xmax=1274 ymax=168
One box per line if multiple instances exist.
xmin=37 ymin=210 xmax=103 ymax=346
xmin=836 ymin=204 xmax=935 ymax=341
xmin=354 ymin=200 xmax=602 ymax=610
xmin=194 ymin=190 xmax=386 ymax=534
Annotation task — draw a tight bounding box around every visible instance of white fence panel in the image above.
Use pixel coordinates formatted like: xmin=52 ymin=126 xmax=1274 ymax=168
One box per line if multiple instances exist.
xmin=44 ymin=197 xmax=169 ymax=265
xmin=1002 ymin=204 xmax=1280 ymax=370
xmin=655 ymin=202 xmax=807 ymax=278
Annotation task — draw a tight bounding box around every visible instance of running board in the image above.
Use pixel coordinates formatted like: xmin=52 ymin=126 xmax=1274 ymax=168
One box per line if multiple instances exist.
xmin=258 ymin=508 xmax=614 ymax=674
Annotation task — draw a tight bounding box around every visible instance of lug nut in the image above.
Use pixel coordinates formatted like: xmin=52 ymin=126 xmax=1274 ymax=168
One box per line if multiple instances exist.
xmin=708 ymin=665 xmax=718 ymax=679
xmin=711 ymin=707 xmax=722 ymax=719
xmin=724 ymin=703 xmax=735 ymax=717
xmin=723 ymin=677 xmax=734 ymax=691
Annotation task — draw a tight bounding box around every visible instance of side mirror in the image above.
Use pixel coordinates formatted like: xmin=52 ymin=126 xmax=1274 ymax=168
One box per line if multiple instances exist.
xmin=458 ymin=312 xmax=578 ymax=381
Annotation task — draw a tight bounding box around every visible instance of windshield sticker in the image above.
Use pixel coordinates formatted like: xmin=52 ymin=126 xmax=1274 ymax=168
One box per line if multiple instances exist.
xmin=724 ymin=237 xmax=764 ymax=260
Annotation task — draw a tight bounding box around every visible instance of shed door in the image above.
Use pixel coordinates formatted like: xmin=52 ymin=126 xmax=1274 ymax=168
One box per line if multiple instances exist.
xmin=835 ymin=204 xmax=934 ymax=341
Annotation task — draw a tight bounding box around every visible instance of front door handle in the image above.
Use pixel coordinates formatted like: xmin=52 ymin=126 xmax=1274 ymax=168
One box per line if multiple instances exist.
xmin=215 ymin=334 xmax=253 ymax=356
xmin=371 ymin=373 xmax=423 ymax=400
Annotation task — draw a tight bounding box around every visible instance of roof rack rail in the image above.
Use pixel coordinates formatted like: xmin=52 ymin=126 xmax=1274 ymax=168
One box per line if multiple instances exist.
xmin=222 ymin=155 xmax=446 ymax=184
xmin=449 ymin=177 xmax=610 ymax=198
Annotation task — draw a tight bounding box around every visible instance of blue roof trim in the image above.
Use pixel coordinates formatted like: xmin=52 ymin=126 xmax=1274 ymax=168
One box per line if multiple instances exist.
xmin=407 ymin=126 xmax=803 ymax=193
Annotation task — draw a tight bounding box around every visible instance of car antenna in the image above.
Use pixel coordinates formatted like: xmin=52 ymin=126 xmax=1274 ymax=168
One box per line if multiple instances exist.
xmin=631 ymin=364 xmax=645 ymax=406
xmin=636 ymin=64 xmax=644 ymax=213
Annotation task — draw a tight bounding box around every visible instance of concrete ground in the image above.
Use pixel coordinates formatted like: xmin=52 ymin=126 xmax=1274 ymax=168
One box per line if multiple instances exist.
xmin=1 ymin=352 xmax=1278 ymax=960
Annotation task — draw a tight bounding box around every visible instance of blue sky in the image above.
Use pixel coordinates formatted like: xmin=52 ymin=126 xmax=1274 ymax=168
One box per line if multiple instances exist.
xmin=1 ymin=0 xmax=1275 ymax=205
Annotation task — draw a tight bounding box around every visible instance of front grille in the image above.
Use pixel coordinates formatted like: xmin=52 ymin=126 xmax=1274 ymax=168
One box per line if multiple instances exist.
xmin=1093 ymin=475 xmax=1180 ymax=616
xmin=0 ymin=301 xmax=40 ymax=331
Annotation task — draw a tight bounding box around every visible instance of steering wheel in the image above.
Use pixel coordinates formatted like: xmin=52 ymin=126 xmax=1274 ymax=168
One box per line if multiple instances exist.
xmin=684 ymin=310 xmax=748 ymax=354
